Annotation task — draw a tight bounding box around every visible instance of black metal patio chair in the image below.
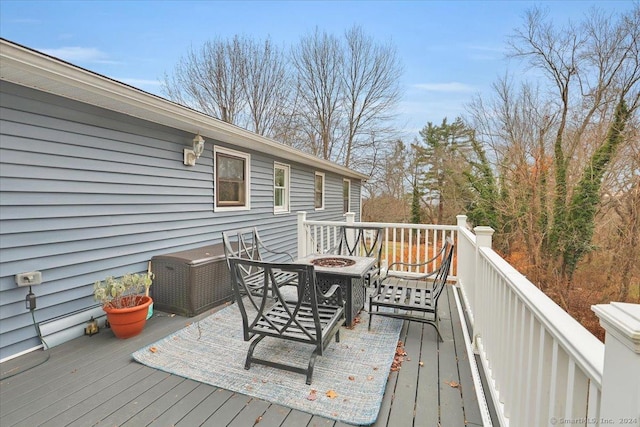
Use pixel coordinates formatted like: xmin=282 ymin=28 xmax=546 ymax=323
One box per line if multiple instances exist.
xmin=327 ymin=225 xmax=384 ymax=288
xmin=222 ymin=227 xmax=297 ymax=296
xmin=228 ymin=258 xmax=345 ymax=384
xmin=368 ymin=237 xmax=454 ymax=342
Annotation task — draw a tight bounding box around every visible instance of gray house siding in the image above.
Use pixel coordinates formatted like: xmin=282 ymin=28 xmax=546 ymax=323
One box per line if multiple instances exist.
xmin=0 ymin=81 xmax=362 ymax=360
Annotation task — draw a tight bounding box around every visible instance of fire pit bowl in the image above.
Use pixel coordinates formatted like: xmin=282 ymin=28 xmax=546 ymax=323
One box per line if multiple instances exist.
xmin=310 ymin=257 xmax=356 ymax=268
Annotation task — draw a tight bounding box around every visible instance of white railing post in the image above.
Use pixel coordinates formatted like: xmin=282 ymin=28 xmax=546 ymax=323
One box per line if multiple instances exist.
xmin=456 ymin=215 xmax=474 ymax=320
xmin=456 ymin=215 xmax=470 ymax=282
xmin=345 ymin=212 xmax=355 ymax=224
xmin=344 ymin=212 xmax=356 ymax=250
xmin=474 ymin=226 xmax=494 ymax=248
xmin=592 ymin=303 xmax=640 ymax=425
xmin=472 ymin=226 xmax=494 ymax=353
xmin=297 ymin=211 xmax=307 ymax=259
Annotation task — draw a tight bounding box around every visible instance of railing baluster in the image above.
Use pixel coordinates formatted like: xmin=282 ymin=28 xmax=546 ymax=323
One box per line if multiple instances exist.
xmin=415 ymin=228 xmax=421 ymax=273
xmin=548 ymin=340 xmax=560 ymax=424
xmin=587 ymin=380 xmax=600 ymax=421
xmin=564 ymin=359 xmax=577 ymax=422
xmin=511 ymin=298 xmax=526 ymax=422
xmin=522 ymin=309 xmax=536 ymax=424
xmin=400 ymin=228 xmax=405 ymax=268
xmin=392 ymin=227 xmax=397 ymax=268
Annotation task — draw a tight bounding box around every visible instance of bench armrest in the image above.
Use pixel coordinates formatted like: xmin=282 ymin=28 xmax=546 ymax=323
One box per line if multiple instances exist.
xmin=384 ymin=263 xmax=439 ymax=281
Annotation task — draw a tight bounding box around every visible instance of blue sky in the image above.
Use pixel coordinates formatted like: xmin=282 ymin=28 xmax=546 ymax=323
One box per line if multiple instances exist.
xmin=0 ymin=1 xmax=635 ymax=137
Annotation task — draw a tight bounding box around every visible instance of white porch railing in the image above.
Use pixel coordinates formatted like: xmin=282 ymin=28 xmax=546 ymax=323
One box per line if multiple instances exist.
xmin=297 ymin=211 xmax=457 ymax=278
xmin=297 ymin=212 xmax=640 ymax=427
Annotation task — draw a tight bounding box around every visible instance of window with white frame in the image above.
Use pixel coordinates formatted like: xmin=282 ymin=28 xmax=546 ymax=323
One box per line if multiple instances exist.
xmin=314 ymin=172 xmax=325 ymax=210
xmin=274 ymin=162 xmax=290 ymax=213
xmin=214 ymin=146 xmax=250 ymax=211
xmin=343 ymin=179 xmax=351 ymax=213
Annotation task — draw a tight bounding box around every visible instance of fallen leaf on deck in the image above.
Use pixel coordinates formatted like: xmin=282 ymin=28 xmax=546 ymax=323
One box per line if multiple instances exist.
xmin=419 ymin=361 xmax=424 ymax=366
xmin=326 ymin=389 xmax=338 ymax=399
xmin=445 ymin=380 xmax=460 ymax=388
xmin=391 ymin=340 xmax=407 ymax=371
xmin=149 ymin=347 xmax=157 ymax=353
xmin=348 ymin=375 xmax=355 ymax=381
xmin=306 ymin=389 xmax=317 ymax=401
xmin=346 ymin=316 xmax=361 ymax=329
xmin=367 ymin=375 xmax=374 ymax=381
xmin=255 ymin=415 xmax=263 ymax=423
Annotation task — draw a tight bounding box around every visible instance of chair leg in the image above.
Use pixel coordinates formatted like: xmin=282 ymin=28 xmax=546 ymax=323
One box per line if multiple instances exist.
xmin=245 ymin=335 xmax=266 ymax=370
xmin=428 ymin=315 xmax=443 ymax=342
xmin=429 ymin=322 xmax=444 ymax=342
xmin=306 ymin=348 xmax=320 ymax=385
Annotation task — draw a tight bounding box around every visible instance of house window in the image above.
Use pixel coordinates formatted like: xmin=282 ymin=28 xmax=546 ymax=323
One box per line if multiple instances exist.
xmin=274 ymin=163 xmax=290 ymax=213
xmin=214 ymin=146 xmax=250 ymax=211
xmin=343 ymin=179 xmax=351 ymax=213
xmin=314 ymin=172 xmax=325 ymax=210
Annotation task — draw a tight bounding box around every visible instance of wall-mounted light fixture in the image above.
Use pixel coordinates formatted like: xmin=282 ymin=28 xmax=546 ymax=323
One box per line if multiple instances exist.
xmin=184 ymin=133 xmax=205 ymax=166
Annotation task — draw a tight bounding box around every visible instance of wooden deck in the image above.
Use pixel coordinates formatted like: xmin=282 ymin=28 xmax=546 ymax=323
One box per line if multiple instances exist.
xmin=0 ymin=285 xmax=487 ymax=426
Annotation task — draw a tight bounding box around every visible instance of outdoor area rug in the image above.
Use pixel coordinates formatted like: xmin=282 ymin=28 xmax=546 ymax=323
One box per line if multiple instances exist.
xmin=132 ymin=302 xmax=403 ymax=425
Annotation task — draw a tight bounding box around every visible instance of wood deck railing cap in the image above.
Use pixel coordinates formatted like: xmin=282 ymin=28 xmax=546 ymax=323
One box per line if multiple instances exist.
xmin=593 ymin=302 xmax=640 ymax=352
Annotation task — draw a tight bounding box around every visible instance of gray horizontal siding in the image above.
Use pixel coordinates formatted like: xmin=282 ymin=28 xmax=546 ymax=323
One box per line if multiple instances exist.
xmin=0 ymin=81 xmax=362 ymax=360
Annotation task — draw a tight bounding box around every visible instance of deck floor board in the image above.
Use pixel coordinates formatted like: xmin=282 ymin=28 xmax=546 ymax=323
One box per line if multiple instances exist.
xmin=0 ymin=286 xmax=487 ymax=426
xmin=414 ymin=324 xmax=440 ymax=426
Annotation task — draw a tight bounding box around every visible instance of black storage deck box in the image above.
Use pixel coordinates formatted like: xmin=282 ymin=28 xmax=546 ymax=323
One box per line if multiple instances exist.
xmin=150 ymin=243 xmax=233 ymax=317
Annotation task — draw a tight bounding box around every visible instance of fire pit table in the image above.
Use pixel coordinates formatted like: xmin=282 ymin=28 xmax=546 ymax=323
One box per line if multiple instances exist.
xmin=295 ymin=255 xmax=377 ymax=327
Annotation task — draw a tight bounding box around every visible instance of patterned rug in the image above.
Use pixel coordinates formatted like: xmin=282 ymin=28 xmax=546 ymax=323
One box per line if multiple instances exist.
xmin=132 ymin=301 xmax=403 ymax=425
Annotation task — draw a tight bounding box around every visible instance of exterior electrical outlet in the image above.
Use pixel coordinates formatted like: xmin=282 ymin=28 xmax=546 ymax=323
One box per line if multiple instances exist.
xmin=15 ymin=271 xmax=42 ymax=287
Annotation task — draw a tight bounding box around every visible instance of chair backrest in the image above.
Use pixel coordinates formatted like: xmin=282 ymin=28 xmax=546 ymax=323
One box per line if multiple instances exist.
xmin=431 ymin=237 xmax=455 ymax=303
xmin=228 ymin=258 xmax=322 ymax=343
xmin=222 ymin=227 xmax=263 ymax=278
xmin=335 ymin=225 xmax=383 ymax=266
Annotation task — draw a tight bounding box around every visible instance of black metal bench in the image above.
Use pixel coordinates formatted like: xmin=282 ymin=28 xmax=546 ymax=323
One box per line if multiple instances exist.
xmin=228 ymin=258 xmax=345 ymax=384
xmin=368 ymin=237 xmax=455 ymax=341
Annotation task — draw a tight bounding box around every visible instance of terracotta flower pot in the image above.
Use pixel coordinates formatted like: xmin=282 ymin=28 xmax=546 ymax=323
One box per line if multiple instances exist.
xmin=103 ymin=296 xmax=153 ymax=339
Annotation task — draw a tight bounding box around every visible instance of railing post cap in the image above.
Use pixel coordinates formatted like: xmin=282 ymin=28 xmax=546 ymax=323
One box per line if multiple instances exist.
xmin=474 ymin=226 xmax=495 ymax=236
xmin=592 ymin=302 xmax=640 ymax=353
xmin=456 ymin=215 xmax=468 ymax=226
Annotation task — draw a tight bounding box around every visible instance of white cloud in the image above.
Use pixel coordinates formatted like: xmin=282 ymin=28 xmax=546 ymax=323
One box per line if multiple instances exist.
xmin=39 ymin=46 xmax=118 ymax=64
xmin=413 ymin=82 xmax=476 ymax=93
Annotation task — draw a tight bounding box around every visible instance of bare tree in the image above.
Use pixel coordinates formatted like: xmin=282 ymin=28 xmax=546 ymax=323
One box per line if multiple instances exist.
xmin=291 ymin=25 xmax=403 ymax=171
xmin=508 ymin=5 xmax=640 ymax=280
xmin=163 ymin=37 xmax=246 ymax=124
xmin=241 ymin=37 xmax=292 ymax=136
xmin=290 ymin=28 xmax=343 ymax=160
xmin=467 ymin=76 xmax=557 ymax=271
xmin=163 ymin=36 xmax=291 ymax=135
xmin=342 ymin=26 xmax=402 ymax=169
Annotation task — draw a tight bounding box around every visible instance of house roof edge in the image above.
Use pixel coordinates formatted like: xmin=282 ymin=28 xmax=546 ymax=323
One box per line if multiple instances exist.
xmin=0 ymin=38 xmax=369 ymax=181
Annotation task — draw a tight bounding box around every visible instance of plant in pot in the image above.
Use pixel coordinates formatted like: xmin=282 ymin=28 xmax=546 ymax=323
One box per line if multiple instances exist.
xmin=94 ymin=272 xmax=153 ymax=339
